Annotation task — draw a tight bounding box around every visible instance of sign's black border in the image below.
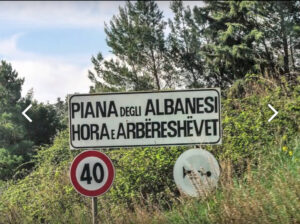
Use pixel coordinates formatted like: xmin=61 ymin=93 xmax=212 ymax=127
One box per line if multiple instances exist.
xmin=68 ymin=88 xmax=221 ymax=149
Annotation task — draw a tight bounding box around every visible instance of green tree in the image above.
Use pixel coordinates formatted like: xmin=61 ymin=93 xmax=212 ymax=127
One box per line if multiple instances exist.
xmin=167 ymin=0 xmax=205 ymax=88
xmin=257 ymin=1 xmax=300 ymax=76
xmin=191 ymin=1 xmax=300 ymax=83
xmin=0 ymin=60 xmax=24 ymax=112
xmin=89 ymin=1 xmax=300 ymax=92
xmin=166 ymin=0 xmax=300 ymax=89
xmin=0 ymin=61 xmax=66 ymax=180
xmin=0 ymin=61 xmax=30 ymax=150
xmin=19 ymin=92 xmax=66 ymax=146
xmin=89 ymin=0 xmax=173 ymax=93
xmin=22 ymin=102 xmax=64 ymax=146
xmin=0 ymin=148 xmax=23 ymax=180
xmin=53 ymin=97 xmax=68 ymax=129
xmin=0 ymin=61 xmax=34 ymax=180
xmin=193 ymin=1 xmax=262 ymax=88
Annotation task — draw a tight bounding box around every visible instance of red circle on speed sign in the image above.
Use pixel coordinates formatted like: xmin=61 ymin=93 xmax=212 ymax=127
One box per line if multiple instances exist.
xmin=70 ymin=150 xmax=115 ymax=197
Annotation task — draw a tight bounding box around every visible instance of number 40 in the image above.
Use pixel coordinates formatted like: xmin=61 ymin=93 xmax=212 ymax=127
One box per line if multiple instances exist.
xmin=80 ymin=163 xmax=104 ymax=184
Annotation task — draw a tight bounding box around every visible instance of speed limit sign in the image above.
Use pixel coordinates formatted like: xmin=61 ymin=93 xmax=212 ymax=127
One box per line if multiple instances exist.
xmin=70 ymin=150 xmax=115 ymax=197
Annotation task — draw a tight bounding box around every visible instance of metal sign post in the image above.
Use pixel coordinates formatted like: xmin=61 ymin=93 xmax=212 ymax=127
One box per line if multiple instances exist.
xmin=92 ymin=197 xmax=97 ymax=224
xmin=69 ymin=150 xmax=115 ymax=224
xmin=68 ymin=88 xmax=223 ymax=218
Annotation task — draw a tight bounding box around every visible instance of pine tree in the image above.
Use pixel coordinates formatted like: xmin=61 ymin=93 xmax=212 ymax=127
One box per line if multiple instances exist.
xmin=0 ymin=60 xmax=24 ymax=113
xmin=0 ymin=61 xmax=33 ymax=180
xmin=89 ymin=0 xmax=172 ymax=92
xmin=89 ymin=1 xmax=300 ymax=92
xmin=257 ymin=1 xmax=300 ymax=76
xmin=193 ymin=1 xmax=262 ymax=87
xmin=167 ymin=0 xmax=205 ymax=88
xmin=0 ymin=61 xmax=64 ymax=180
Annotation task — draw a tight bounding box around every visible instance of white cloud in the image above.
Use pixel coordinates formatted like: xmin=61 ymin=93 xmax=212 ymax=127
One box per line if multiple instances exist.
xmin=0 ymin=34 xmax=93 ymax=103
xmin=11 ymin=59 xmax=93 ymax=104
xmin=0 ymin=1 xmax=204 ymax=29
xmin=0 ymin=33 xmax=23 ymax=55
xmin=0 ymin=1 xmax=206 ymax=103
xmin=0 ymin=1 xmax=126 ymax=28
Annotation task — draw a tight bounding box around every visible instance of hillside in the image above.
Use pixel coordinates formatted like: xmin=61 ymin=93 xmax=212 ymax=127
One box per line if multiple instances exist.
xmin=0 ymin=76 xmax=299 ymax=224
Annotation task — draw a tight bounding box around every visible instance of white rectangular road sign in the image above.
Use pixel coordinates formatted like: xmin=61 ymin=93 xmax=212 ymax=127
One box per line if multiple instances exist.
xmin=69 ymin=89 xmax=221 ymax=149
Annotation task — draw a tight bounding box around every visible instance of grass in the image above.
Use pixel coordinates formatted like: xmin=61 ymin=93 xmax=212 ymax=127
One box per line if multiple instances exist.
xmin=92 ymin=140 xmax=300 ymax=224
xmin=1 ymin=140 xmax=299 ymax=224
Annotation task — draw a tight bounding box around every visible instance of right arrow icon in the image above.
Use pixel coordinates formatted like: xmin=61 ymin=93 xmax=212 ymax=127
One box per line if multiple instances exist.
xmin=268 ymin=104 xmax=278 ymax=122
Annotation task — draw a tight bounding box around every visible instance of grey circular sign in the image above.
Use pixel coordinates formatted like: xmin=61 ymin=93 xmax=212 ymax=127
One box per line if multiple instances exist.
xmin=173 ymin=148 xmax=220 ymax=197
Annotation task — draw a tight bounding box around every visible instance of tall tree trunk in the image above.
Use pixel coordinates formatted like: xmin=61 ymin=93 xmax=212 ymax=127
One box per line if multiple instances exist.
xmin=150 ymin=48 xmax=161 ymax=90
xmin=131 ymin=63 xmax=139 ymax=91
xmin=280 ymin=10 xmax=290 ymax=75
xmin=289 ymin=36 xmax=296 ymax=71
xmin=263 ymin=38 xmax=276 ymax=76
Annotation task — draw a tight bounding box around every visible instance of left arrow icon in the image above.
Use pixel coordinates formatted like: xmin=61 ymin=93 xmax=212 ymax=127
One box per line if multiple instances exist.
xmin=22 ymin=104 xmax=32 ymax=122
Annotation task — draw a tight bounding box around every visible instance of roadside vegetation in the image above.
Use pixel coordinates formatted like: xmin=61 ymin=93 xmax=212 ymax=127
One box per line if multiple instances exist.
xmin=0 ymin=1 xmax=299 ymax=223
xmin=0 ymin=75 xmax=299 ymax=223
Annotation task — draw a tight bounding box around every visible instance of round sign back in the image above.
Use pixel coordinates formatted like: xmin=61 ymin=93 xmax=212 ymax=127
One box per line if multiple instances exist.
xmin=173 ymin=148 xmax=220 ymax=197
xmin=70 ymin=150 xmax=115 ymax=197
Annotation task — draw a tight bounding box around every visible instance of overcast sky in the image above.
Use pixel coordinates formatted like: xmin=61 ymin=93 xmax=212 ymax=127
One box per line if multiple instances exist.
xmin=0 ymin=1 xmax=204 ymax=103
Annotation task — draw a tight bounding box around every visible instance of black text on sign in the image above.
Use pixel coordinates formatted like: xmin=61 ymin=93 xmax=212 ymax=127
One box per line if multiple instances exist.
xmin=68 ymin=89 xmax=221 ymax=149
